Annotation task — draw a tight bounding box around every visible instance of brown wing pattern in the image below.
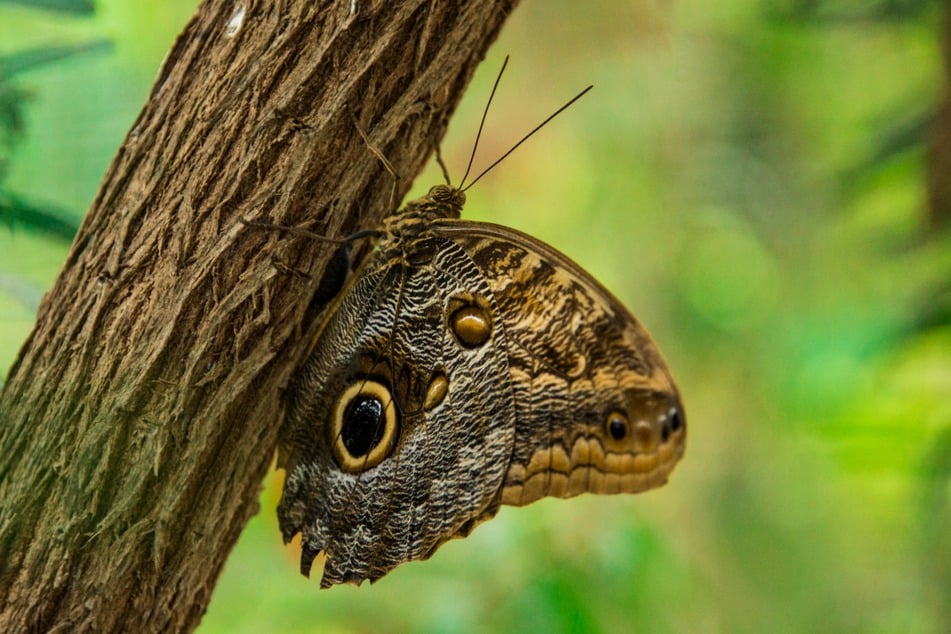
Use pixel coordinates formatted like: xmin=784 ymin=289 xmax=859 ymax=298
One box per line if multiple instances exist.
xmin=278 ymin=235 xmax=516 ymax=587
xmin=277 ymin=185 xmax=685 ymax=588
xmin=434 ymin=219 xmax=686 ymax=506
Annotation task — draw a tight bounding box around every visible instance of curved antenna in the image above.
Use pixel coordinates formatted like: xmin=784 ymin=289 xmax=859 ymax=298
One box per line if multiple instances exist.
xmin=462 ymin=84 xmax=593 ymax=193
xmin=435 ymin=145 xmax=453 ymax=186
xmin=458 ymin=55 xmax=510 ymax=189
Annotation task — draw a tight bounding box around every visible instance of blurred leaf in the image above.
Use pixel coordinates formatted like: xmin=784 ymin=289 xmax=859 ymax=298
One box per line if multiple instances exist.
xmin=0 ymin=41 xmax=112 ymax=164
xmin=0 ymin=0 xmax=95 ymax=15
xmin=910 ymin=278 xmax=951 ymax=334
xmin=840 ymin=108 xmax=933 ymax=199
xmin=0 ymin=41 xmax=113 ymax=80
xmin=770 ymin=0 xmax=939 ymax=22
xmin=0 ymin=82 xmax=30 ymax=161
xmin=0 ymin=189 xmax=79 ymax=241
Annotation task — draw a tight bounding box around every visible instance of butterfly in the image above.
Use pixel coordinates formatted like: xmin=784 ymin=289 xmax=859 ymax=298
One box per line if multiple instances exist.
xmin=275 ymin=62 xmax=685 ymax=588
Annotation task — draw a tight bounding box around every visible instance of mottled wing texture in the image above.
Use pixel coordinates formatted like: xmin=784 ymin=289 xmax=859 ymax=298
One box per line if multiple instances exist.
xmin=278 ymin=187 xmax=685 ymax=588
xmin=432 ymin=219 xmax=686 ymax=507
xmin=278 ymin=234 xmax=516 ymax=588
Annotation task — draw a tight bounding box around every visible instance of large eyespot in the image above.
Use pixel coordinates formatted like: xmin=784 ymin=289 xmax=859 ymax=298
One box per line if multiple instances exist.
xmin=330 ymin=379 xmax=399 ymax=473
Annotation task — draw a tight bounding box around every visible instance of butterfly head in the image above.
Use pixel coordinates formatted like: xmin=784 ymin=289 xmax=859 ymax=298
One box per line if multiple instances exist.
xmin=427 ymin=184 xmax=466 ymax=218
xmin=395 ymin=184 xmax=466 ymax=222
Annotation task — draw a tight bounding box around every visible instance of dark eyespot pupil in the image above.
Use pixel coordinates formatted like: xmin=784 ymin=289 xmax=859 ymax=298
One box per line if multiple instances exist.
xmin=661 ymin=423 xmax=671 ymax=443
xmin=608 ymin=417 xmax=627 ymax=440
xmin=341 ymin=395 xmax=385 ymax=458
xmin=670 ymin=409 xmax=683 ymax=432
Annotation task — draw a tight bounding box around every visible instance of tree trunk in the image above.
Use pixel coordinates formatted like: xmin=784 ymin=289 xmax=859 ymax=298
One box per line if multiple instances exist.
xmin=0 ymin=0 xmax=518 ymax=630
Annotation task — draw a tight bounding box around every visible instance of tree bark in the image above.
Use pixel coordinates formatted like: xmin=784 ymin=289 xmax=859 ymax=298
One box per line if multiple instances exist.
xmin=0 ymin=0 xmax=518 ymax=631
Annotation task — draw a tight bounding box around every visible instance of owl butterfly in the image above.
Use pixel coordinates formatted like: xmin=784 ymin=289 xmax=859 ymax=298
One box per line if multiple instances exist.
xmin=277 ymin=60 xmax=686 ymax=588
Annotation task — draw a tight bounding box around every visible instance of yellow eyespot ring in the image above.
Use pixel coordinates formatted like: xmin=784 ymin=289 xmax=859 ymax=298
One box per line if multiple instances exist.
xmin=330 ymin=379 xmax=399 ymax=473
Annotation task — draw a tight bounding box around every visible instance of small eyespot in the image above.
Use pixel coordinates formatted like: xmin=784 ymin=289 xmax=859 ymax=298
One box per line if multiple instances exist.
xmin=330 ymin=379 xmax=398 ymax=472
xmin=605 ymin=411 xmax=629 ymax=441
xmin=423 ymin=372 xmax=449 ymax=411
xmin=449 ymin=305 xmax=492 ymax=348
xmin=670 ymin=408 xmax=684 ymax=432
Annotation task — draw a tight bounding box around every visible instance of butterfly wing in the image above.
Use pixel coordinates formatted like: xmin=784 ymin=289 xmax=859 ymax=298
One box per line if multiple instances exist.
xmin=278 ymin=235 xmax=516 ymax=587
xmin=431 ymin=219 xmax=686 ymax=507
xmin=278 ymin=215 xmax=685 ymax=588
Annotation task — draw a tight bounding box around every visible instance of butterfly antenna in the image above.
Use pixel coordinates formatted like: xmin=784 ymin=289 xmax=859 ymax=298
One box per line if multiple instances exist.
xmin=352 ymin=112 xmax=401 ymax=210
xmin=458 ymin=55 xmax=510 ymax=190
xmin=462 ymin=84 xmax=593 ymax=193
xmin=435 ymin=144 xmax=453 ymax=186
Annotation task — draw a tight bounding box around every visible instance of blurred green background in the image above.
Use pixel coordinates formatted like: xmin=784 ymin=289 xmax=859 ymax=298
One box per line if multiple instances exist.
xmin=2 ymin=0 xmax=949 ymax=632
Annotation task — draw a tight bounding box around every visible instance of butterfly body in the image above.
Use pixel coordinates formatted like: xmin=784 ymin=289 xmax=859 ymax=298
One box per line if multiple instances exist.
xmin=278 ymin=185 xmax=685 ymax=587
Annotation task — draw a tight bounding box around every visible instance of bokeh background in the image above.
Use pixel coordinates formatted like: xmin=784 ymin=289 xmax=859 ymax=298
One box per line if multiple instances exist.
xmin=2 ymin=0 xmax=949 ymax=632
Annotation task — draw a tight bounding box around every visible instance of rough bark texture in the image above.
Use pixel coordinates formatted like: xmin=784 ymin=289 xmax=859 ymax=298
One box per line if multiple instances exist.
xmin=0 ymin=0 xmax=518 ymax=631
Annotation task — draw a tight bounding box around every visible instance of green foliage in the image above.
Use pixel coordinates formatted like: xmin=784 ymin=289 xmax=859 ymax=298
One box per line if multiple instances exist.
xmin=0 ymin=33 xmax=112 ymax=278
xmin=0 ymin=0 xmax=948 ymax=632
xmin=0 ymin=3 xmax=114 ymax=357
xmin=0 ymin=0 xmax=94 ymax=15
xmin=0 ymin=42 xmax=111 ymax=240
xmin=0 ymin=38 xmax=111 ymax=239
